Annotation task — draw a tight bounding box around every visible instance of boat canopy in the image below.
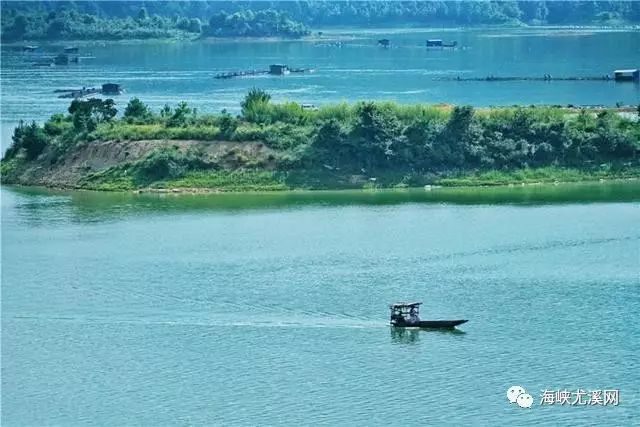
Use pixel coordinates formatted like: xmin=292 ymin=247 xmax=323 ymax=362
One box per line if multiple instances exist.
xmin=389 ymin=302 xmax=422 ymax=309
xmin=390 ymin=302 xmax=422 ymax=319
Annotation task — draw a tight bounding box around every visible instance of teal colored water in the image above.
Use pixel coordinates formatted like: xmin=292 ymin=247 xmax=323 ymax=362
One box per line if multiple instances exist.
xmin=1 ymin=182 xmax=639 ymax=425
xmin=1 ymin=28 xmax=639 ymax=150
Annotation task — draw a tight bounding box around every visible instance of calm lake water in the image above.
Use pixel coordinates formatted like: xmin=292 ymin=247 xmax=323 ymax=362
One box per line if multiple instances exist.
xmin=1 ymin=182 xmax=639 ymax=425
xmin=1 ymin=27 xmax=640 ymax=150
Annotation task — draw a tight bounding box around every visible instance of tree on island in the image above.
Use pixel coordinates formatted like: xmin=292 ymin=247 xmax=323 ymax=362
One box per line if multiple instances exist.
xmin=124 ymin=98 xmax=152 ymax=123
xmin=137 ymin=7 xmax=149 ymax=21
xmin=311 ymin=118 xmax=349 ymax=169
xmin=69 ymin=98 xmax=117 ymax=132
xmin=241 ymin=88 xmax=272 ymax=123
xmin=6 ymin=121 xmax=48 ymax=160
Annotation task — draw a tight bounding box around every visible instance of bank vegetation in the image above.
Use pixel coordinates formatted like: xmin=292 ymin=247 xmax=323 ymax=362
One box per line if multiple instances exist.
xmin=2 ymin=90 xmax=639 ymax=191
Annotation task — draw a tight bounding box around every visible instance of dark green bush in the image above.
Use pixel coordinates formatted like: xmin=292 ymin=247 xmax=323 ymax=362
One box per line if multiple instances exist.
xmin=123 ymin=98 xmax=153 ymax=124
xmin=133 ymin=146 xmax=209 ymax=183
xmin=6 ymin=121 xmax=49 ymax=160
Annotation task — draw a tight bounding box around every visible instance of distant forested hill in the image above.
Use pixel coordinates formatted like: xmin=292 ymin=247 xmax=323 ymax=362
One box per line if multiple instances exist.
xmin=3 ymin=1 xmax=640 ymax=25
xmin=2 ymin=1 xmax=639 ymax=41
xmin=1 ymin=5 xmax=310 ymax=41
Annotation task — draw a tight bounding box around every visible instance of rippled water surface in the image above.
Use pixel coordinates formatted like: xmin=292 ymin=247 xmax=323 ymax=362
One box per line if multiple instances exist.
xmin=1 ymin=28 xmax=639 ymax=149
xmin=1 ymin=182 xmax=639 ymax=425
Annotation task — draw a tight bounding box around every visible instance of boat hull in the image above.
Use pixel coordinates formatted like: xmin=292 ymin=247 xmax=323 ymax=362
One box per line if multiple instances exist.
xmin=392 ymin=319 xmax=468 ymax=329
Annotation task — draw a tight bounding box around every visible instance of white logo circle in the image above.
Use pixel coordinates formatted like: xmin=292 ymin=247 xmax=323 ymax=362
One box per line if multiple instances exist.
xmin=507 ymin=385 xmax=526 ymax=404
xmin=517 ymin=393 xmax=534 ymax=409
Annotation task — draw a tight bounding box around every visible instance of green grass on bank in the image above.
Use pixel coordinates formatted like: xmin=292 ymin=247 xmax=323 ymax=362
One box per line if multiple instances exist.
xmin=92 ymin=124 xmax=222 ymax=142
xmin=74 ymin=165 xmax=640 ymax=192
xmin=436 ymin=166 xmax=640 ymax=187
xmin=158 ymin=170 xmax=289 ymax=192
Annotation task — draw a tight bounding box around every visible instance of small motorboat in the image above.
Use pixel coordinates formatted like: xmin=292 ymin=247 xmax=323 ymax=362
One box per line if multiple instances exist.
xmin=389 ymin=302 xmax=467 ymax=329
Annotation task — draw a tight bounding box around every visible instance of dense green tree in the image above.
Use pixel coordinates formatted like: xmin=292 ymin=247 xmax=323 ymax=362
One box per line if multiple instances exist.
xmin=204 ymin=9 xmax=309 ymax=38
xmin=8 ymin=121 xmax=49 ymax=160
xmin=69 ymin=98 xmax=117 ymax=132
xmin=166 ymin=101 xmax=192 ymax=127
xmin=351 ymin=102 xmax=405 ymax=170
xmin=160 ymin=104 xmax=172 ymax=118
xmin=6 ymin=14 xmax=28 ymax=39
xmin=137 ymin=6 xmax=148 ymax=21
xmin=43 ymin=114 xmax=71 ymax=137
xmin=208 ymin=11 xmax=228 ymax=29
xmin=241 ymin=88 xmax=272 ymax=123
xmin=438 ymin=106 xmax=475 ymax=167
xmin=188 ymin=18 xmax=202 ymax=33
xmin=46 ymin=18 xmax=68 ymax=37
xmin=218 ymin=111 xmax=239 ymax=139
xmin=403 ymin=117 xmax=443 ymax=168
xmin=176 ymin=17 xmax=190 ymax=31
xmin=123 ymin=98 xmax=151 ymax=123
xmin=311 ymin=118 xmax=349 ymax=168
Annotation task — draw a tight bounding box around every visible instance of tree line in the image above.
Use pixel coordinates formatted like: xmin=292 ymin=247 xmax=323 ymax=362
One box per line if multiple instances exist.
xmin=3 ymin=1 xmax=640 ymax=27
xmin=3 ymin=1 xmax=640 ymax=41
xmin=1 ymin=7 xmax=308 ymax=41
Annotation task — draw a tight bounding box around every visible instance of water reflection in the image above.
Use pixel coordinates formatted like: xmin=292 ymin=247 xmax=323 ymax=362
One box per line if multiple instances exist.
xmin=390 ymin=327 xmax=421 ymax=344
xmin=390 ymin=326 xmax=467 ymax=344
xmin=2 ymin=180 xmax=639 ymax=226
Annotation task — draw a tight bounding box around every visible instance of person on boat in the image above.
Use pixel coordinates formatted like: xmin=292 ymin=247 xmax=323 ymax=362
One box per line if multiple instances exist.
xmin=391 ymin=310 xmax=404 ymax=325
xmin=408 ymin=307 xmax=420 ymax=325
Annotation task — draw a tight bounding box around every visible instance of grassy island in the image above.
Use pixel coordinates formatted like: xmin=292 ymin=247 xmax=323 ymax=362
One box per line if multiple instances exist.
xmin=2 ymin=90 xmax=639 ymax=192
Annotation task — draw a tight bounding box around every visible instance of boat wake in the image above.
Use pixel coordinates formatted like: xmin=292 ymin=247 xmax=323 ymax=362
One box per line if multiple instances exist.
xmin=8 ymin=314 xmax=387 ymax=329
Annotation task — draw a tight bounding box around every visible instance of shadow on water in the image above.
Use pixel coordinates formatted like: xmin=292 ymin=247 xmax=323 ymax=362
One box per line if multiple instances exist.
xmin=2 ymin=180 xmax=639 ymax=224
xmin=390 ymin=326 xmax=466 ymax=344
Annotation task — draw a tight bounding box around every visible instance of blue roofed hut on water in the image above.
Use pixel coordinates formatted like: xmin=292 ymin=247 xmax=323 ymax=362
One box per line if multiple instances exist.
xmin=613 ymin=69 xmax=639 ymax=81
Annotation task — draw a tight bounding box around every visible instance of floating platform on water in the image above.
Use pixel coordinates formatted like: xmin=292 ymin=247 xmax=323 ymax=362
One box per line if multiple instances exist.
xmin=215 ymin=69 xmax=269 ymax=79
xmin=426 ymin=39 xmax=458 ymax=48
xmin=215 ymin=64 xmax=314 ymax=79
xmin=57 ymin=88 xmax=101 ymax=98
xmin=55 ymin=83 xmax=123 ymax=99
xmin=30 ymin=54 xmax=94 ymax=67
xmin=439 ymin=75 xmax=624 ymax=82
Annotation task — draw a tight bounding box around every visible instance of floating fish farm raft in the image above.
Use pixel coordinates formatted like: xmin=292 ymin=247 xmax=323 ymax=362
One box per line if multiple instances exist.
xmin=215 ymin=64 xmax=314 ymax=79
xmin=55 ymin=83 xmax=123 ymax=99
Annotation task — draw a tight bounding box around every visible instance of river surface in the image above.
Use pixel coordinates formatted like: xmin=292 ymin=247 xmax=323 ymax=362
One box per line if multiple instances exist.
xmin=1 ymin=182 xmax=639 ymax=425
xmin=1 ymin=27 xmax=639 ymax=150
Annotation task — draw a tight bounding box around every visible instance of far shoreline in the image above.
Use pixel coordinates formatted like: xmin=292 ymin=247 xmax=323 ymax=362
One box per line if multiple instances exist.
xmin=4 ymin=23 xmax=639 ymax=46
